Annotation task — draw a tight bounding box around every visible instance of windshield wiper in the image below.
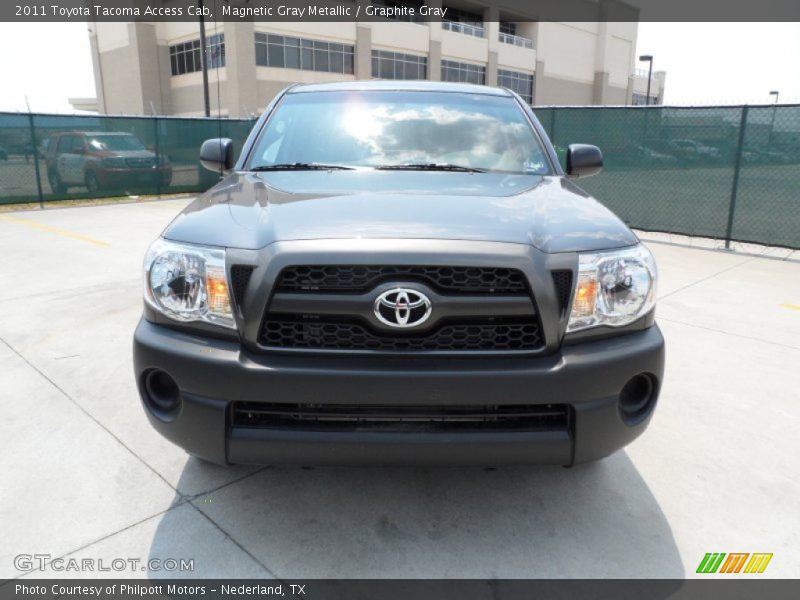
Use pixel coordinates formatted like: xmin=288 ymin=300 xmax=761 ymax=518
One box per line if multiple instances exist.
xmin=375 ymin=163 xmax=488 ymax=173
xmin=250 ymin=162 xmax=355 ymax=171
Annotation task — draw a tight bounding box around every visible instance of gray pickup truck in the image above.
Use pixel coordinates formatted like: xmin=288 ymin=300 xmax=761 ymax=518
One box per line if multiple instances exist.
xmin=133 ymin=81 xmax=663 ymax=467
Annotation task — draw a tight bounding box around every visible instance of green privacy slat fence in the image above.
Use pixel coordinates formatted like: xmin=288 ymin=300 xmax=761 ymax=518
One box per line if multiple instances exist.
xmin=536 ymin=105 xmax=800 ymax=249
xmin=0 ymin=112 xmax=256 ymax=205
xmin=1 ymin=106 xmax=799 ymax=248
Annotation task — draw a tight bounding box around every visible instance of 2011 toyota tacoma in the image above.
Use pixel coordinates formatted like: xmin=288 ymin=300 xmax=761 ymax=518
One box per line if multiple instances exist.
xmin=133 ymin=81 xmax=664 ymax=467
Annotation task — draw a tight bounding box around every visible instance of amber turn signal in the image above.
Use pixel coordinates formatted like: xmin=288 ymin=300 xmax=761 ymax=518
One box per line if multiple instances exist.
xmin=572 ymin=276 xmax=598 ymax=318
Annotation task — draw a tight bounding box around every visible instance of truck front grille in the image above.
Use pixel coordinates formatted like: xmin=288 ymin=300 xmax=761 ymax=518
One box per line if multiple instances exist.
xmin=551 ymin=270 xmax=573 ymax=317
xmin=276 ymin=265 xmax=527 ymax=294
xmin=125 ymin=157 xmax=155 ymax=168
xmin=230 ymin=265 xmax=254 ymax=307
xmin=261 ymin=264 xmax=545 ymax=354
xmin=260 ymin=317 xmax=542 ymax=352
xmin=231 ymin=401 xmax=569 ymax=432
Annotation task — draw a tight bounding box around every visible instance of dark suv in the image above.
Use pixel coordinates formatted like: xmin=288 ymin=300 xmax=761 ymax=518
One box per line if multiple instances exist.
xmin=45 ymin=131 xmax=171 ymax=194
xmin=133 ymin=82 xmax=664 ymax=467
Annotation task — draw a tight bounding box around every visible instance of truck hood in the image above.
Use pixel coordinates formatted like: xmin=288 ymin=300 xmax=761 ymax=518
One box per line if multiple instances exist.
xmin=163 ymin=170 xmax=638 ymax=253
xmin=103 ymin=150 xmax=155 ymax=158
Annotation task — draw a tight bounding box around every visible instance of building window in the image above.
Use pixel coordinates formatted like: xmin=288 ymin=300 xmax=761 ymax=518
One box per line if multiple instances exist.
xmin=499 ymin=22 xmax=516 ymax=36
xmin=441 ymin=59 xmax=485 ymax=85
xmin=206 ymin=34 xmax=225 ymax=69
xmin=372 ymin=0 xmax=427 ymax=24
xmin=372 ymin=50 xmax=427 ymax=80
xmin=498 ymin=69 xmax=535 ymax=104
xmin=169 ymin=34 xmax=225 ymax=76
xmin=442 ymin=7 xmax=484 ymax=38
xmin=170 ymin=40 xmax=200 ymax=76
xmin=255 ymin=33 xmax=354 ymax=74
xmin=632 ymin=93 xmax=658 ymax=105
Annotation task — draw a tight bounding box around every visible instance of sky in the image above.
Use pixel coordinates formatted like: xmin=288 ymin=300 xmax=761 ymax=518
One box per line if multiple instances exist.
xmin=637 ymin=23 xmax=800 ymax=105
xmin=0 ymin=22 xmax=798 ymax=113
xmin=0 ymin=23 xmax=96 ymax=113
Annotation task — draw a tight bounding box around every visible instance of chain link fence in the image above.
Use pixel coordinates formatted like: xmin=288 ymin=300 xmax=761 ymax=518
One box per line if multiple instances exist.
xmin=0 ymin=112 xmax=255 ymax=205
xmin=537 ymin=104 xmax=800 ymax=249
xmin=1 ymin=105 xmax=798 ymax=249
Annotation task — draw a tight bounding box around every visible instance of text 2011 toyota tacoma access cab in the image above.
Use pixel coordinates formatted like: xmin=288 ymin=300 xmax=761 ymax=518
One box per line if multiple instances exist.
xmin=133 ymin=81 xmax=664 ymax=467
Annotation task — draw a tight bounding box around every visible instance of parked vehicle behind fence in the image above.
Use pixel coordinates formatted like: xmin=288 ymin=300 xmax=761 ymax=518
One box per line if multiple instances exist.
xmin=44 ymin=131 xmax=171 ymax=194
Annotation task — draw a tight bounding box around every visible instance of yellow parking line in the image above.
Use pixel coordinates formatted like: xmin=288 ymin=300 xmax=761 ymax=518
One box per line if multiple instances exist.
xmin=0 ymin=214 xmax=110 ymax=247
xmin=780 ymin=303 xmax=800 ymax=311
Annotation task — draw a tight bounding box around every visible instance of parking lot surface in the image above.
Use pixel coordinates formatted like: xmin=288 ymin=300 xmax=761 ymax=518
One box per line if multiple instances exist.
xmin=1 ymin=198 xmax=799 ymax=579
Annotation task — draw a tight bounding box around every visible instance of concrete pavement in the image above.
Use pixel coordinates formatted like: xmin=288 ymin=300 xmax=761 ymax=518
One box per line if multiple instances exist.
xmin=0 ymin=199 xmax=798 ymax=579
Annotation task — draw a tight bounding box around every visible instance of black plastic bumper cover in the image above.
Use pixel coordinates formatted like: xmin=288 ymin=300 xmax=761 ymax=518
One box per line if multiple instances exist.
xmin=133 ymin=319 xmax=665 ymax=466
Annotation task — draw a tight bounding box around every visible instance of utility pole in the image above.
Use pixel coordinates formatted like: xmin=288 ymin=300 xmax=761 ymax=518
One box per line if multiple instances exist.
xmin=638 ymin=55 xmax=654 ymax=141
xmin=639 ymin=55 xmax=653 ymax=105
xmin=198 ymin=0 xmax=211 ymax=117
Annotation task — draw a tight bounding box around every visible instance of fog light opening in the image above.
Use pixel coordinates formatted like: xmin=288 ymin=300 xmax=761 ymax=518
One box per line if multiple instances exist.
xmin=619 ymin=373 xmax=656 ymax=425
xmin=144 ymin=369 xmax=181 ymax=416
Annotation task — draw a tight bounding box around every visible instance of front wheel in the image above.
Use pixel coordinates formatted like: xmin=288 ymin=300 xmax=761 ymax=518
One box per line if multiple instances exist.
xmin=47 ymin=169 xmax=67 ymax=194
xmin=85 ymin=170 xmax=100 ymax=194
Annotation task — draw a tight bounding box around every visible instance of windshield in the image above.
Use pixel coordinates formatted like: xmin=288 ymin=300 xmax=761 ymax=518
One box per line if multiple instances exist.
xmin=88 ymin=135 xmax=146 ymax=152
xmin=248 ymin=91 xmax=552 ymax=175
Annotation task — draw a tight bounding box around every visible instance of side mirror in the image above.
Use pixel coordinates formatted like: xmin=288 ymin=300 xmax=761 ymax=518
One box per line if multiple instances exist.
xmin=566 ymin=144 xmax=603 ymax=178
xmin=199 ymin=138 xmax=234 ymax=173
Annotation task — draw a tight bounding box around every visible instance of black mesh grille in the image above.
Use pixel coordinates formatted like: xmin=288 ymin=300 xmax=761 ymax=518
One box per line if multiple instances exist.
xmin=260 ymin=317 xmax=542 ymax=352
xmin=276 ymin=265 xmax=528 ymax=294
xmin=230 ymin=265 xmax=254 ymax=307
xmin=232 ymin=401 xmax=569 ymax=432
xmin=551 ymin=270 xmax=573 ymax=317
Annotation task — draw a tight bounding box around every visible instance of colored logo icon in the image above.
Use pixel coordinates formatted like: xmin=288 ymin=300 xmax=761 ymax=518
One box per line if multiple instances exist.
xmin=696 ymin=553 xmax=773 ymax=574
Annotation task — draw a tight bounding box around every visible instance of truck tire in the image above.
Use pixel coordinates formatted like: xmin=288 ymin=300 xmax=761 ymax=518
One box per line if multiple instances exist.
xmin=48 ymin=169 xmax=67 ymax=194
xmin=85 ymin=170 xmax=100 ymax=195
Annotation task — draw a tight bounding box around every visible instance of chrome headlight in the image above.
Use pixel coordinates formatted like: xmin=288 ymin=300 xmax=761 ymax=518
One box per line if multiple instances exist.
xmin=567 ymin=244 xmax=657 ymax=333
xmin=143 ymin=238 xmax=235 ymax=329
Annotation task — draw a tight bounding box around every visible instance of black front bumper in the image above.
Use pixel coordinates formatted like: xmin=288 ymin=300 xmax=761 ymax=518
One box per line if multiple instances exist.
xmin=133 ymin=319 xmax=664 ymax=466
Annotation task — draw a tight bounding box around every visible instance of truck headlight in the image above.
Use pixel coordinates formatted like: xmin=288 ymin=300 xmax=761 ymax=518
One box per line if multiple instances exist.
xmin=143 ymin=238 xmax=235 ymax=329
xmin=567 ymin=244 xmax=657 ymax=332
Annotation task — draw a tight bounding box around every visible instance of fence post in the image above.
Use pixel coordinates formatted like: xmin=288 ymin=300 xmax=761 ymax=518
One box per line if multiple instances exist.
xmin=724 ymin=105 xmax=749 ymax=250
xmin=27 ymin=113 xmax=45 ymax=208
xmin=549 ymin=109 xmax=557 ymax=143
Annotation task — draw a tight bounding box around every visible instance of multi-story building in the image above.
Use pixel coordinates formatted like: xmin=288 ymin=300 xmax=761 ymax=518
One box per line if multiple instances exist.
xmin=86 ymin=2 xmax=666 ymax=117
xmin=631 ymin=68 xmax=667 ymax=105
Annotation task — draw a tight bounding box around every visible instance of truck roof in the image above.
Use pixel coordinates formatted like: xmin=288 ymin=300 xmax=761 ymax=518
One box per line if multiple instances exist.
xmin=287 ymin=80 xmax=513 ymax=97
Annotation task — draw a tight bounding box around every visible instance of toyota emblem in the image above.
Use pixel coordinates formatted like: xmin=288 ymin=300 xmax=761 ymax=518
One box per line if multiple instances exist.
xmin=374 ymin=288 xmax=432 ymax=329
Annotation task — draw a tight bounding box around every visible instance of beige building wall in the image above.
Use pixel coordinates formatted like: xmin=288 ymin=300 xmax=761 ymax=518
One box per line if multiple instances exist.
xmin=534 ymin=21 xmax=638 ymax=105
xmin=90 ymin=15 xmax=663 ymax=117
xmin=370 ymin=21 xmax=430 ymax=54
xmin=90 ymin=22 xmax=171 ymax=114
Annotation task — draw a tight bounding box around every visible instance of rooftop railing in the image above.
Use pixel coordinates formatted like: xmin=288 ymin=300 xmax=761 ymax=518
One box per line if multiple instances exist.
xmin=498 ymin=32 xmax=534 ymax=49
xmin=442 ymin=20 xmax=485 ymax=38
